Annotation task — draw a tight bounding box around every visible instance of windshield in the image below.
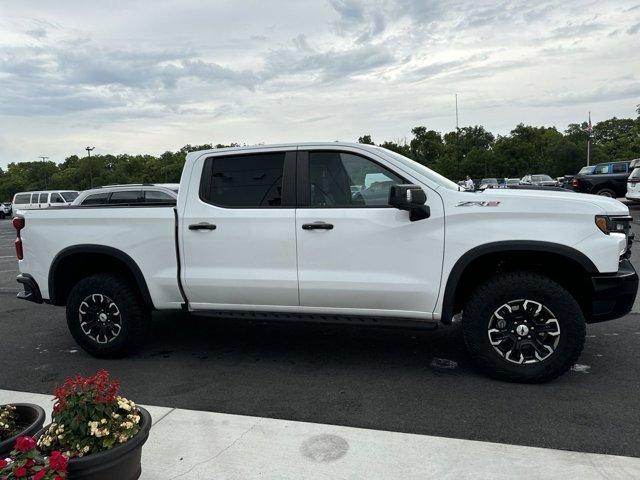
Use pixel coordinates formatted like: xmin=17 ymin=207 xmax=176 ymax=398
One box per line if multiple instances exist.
xmin=578 ymin=166 xmax=594 ymax=174
xmin=61 ymin=192 xmax=79 ymax=202
xmin=378 ymin=148 xmax=460 ymax=190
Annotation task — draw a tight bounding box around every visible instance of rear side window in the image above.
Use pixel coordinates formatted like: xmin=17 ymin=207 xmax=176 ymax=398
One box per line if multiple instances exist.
xmin=144 ymin=190 xmax=175 ymax=204
xmin=109 ymin=190 xmax=143 ymax=205
xmin=612 ymin=163 xmax=628 ymax=173
xmin=81 ymin=193 xmax=109 ymax=205
xmin=14 ymin=194 xmax=31 ymax=204
xmin=39 ymin=193 xmax=48 ymax=203
xmin=201 ymin=153 xmax=285 ymax=207
xmin=31 ymin=193 xmax=38 ymax=203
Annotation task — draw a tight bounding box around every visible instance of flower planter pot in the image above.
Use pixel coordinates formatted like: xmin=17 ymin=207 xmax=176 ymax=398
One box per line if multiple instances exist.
xmin=37 ymin=406 xmax=151 ymax=480
xmin=0 ymin=403 xmax=46 ymax=458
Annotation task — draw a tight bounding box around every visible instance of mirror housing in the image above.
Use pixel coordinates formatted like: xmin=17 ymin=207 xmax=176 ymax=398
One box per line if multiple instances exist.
xmin=389 ymin=184 xmax=430 ymax=221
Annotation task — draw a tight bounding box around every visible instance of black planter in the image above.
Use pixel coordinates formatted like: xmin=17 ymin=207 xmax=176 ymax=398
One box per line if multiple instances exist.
xmin=0 ymin=403 xmax=46 ymax=458
xmin=38 ymin=406 xmax=152 ymax=480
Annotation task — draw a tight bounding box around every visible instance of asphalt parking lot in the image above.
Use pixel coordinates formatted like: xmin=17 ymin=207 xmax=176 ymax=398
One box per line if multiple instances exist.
xmin=1 ymin=212 xmax=640 ymax=458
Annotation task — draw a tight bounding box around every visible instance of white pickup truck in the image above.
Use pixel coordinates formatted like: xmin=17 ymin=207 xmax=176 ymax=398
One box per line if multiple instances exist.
xmin=13 ymin=143 xmax=638 ymax=382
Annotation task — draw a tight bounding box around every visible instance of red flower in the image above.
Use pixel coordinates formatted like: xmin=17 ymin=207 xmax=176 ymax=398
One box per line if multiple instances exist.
xmin=15 ymin=436 xmax=37 ymax=452
xmin=25 ymin=458 xmax=34 ymax=468
xmin=54 ymin=476 xmax=66 ymax=480
xmin=49 ymin=451 xmax=68 ymax=472
xmin=0 ymin=458 xmax=7 ymax=468
xmin=14 ymin=466 xmax=27 ymax=477
xmin=33 ymin=469 xmax=48 ymax=480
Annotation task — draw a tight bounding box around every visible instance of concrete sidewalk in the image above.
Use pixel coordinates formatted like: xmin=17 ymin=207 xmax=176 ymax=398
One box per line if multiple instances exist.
xmin=2 ymin=389 xmax=639 ymax=479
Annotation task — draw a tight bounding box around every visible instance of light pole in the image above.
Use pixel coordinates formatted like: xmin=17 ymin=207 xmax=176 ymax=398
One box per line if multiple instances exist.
xmin=85 ymin=147 xmax=95 ymax=188
xmin=38 ymin=156 xmax=49 ymax=189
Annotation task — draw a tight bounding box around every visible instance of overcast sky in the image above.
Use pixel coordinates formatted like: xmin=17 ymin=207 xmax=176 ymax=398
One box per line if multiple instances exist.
xmin=0 ymin=0 xmax=638 ymax=167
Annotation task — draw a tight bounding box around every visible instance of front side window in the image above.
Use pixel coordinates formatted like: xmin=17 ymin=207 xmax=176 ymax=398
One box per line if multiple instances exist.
xmin=594 ymin=164 xmax=609 ymax=174
xmin=308 ymin=152 xmax=403 ymax=207
xmin=109 ymin=190 xmax=143 ymax=205
xmin=61 ymin=192 xmax=79 ymax=202
xmin=201 ymin=153 xmax=284 ymax=207
xmin=144 ymin=190 xmax=176 ymax=204
xmin=81 ymin=193 xmax=109 ymax=205
xmin=50 ymin=193 xmax=64 ymax=203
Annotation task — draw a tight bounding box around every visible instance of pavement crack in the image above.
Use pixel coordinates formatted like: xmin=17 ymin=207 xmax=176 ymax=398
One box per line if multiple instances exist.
xmin=151 ymin=407 xmax=176 ymax=427
xmin=169 ymin=418 xmax=262 ymax=479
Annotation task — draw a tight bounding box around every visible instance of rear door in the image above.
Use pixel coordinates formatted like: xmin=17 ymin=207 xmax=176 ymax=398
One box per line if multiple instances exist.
xmin=181 ymin=150 xmax=299 ymax=311
xmin=295 ymin=148 xmax=444 ymax=318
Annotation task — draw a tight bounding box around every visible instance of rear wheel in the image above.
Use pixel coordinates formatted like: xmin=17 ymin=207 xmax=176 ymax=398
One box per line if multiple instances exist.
xmin=596 ymin=188 xmax=616 ymax=197
xmin=66 ymin=273 xmax=149 ymax=358
xmin=462 ymin=272 xmax=585 ymax=383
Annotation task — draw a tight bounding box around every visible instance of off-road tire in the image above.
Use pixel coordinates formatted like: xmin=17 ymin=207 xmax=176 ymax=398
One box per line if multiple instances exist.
xmin=66 ymin=273 xmax=149 ymax=358
xmin=462 ymin=272 xmax=586 ymax=383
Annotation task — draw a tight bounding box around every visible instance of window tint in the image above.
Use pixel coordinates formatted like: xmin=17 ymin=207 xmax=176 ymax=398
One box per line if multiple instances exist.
xmin=61 ymin=192 xmax=79 ymax=202
xmin=81 ymin=193 xmax=109 ymax=205
xmin=108 ymin=190 xmax=143 ymax=205
xmin=31 ymin=193 xmax=38 ymax=203
xmin=144 ymin=190 xmax=175 ymax=204
xmin=201 ymin=153 xmax=284 ymax=207
xmin=39 ymin=193 xmax=49 ymax=203
xmin=50 ymin=193 xmax=64 ymax=203
xmin=308 ymin=152 xmax=403 ymax=207
xmin=612 ymin=163 xmax=628 ymax=173
xmin=14 ymin=194 xmax=31 ymax=204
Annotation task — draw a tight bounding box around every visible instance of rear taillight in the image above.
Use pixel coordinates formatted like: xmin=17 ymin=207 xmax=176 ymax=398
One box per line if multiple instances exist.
xmin=13 ymin=216 xmax=24 ymax=260
xmin=572 ymin=178 xmax=578 ymax=187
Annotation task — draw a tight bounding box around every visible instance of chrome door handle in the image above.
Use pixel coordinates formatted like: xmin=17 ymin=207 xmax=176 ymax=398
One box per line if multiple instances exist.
xmin=189 ymin=223 xmax=217 ymax=231
xmin=302 ymin=222 xmax=334 ymax=230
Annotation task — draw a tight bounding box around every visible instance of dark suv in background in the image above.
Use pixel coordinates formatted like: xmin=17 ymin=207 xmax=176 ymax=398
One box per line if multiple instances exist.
xmin=571 ymin=161 xmax=630 ymax=197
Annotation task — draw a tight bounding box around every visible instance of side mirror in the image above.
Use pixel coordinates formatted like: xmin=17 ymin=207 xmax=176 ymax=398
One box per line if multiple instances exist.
xmin=389 ymin=184 xmax=430 ymax=222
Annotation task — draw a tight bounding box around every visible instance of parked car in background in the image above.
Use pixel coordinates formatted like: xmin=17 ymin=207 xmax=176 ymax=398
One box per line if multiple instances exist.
xmin=626 ymin=167 xmax=640 ymax=202
xmin=0 ymin=202 xmax=11 ymax=219
xmin=520 ymin=174 xmax=557 ymax=187
xmin=571 ymin=161 xmax=630 ymax=197
xmin=72 ymin=184 xmax=178 ymax=206
xmin=479 ymin=178 xmax=499 ymax=189
xmin=562 ymin=165 xmax=595 ymax=190
xmin=12 ymin=191 xmax=79 ymax=211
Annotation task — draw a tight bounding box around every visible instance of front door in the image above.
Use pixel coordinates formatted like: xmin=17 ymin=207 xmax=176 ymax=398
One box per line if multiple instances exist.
xmin=181 ymin=150 xmax=299 ymax=312
xmin=295 ymin=149 xmax=444 ymax=319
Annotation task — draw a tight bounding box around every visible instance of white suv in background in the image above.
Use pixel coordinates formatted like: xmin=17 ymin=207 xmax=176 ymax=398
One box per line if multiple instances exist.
xmin=12 ymin=191 xmax=79 ymax=211
xmin=72 ymin=184 xmax=178 ymax=206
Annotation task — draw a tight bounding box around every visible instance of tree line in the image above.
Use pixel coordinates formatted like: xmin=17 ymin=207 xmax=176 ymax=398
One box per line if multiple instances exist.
xmin=1 ymin=107 xmax=639 ymax=201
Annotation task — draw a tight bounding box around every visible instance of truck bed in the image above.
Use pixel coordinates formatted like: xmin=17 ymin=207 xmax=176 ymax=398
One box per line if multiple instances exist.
xmin=18 ymin=206 xmax=183 ymax=309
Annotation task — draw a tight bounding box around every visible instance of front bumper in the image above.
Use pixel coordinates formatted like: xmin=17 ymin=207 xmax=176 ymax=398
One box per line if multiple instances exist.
xmin=16 ymin=274 xmax=43 ymax=304
xmin=590 ymin=259 xmax=638 ymax=322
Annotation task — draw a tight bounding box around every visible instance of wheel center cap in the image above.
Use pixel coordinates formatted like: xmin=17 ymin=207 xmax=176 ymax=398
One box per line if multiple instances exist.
xmin=516 ymin=324 xmax=529 ymax=336
xmin=99 ymin=313 xmax=108 ymax=322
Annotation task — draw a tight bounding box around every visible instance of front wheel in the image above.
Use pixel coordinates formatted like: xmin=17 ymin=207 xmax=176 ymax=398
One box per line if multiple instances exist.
xmin=66 ymin=273 xmax=150 ymax=358
xmin=462 ymin=272 xmax=585 ymax=383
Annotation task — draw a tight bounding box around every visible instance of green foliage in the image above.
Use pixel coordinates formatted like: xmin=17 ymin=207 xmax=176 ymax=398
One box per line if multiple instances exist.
xmin=0 ymin=112 xmax=638 ymax=199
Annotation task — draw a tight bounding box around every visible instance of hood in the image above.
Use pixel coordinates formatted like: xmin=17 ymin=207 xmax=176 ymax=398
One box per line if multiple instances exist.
xmin=476 ymin=187 xmax=629 ymax=216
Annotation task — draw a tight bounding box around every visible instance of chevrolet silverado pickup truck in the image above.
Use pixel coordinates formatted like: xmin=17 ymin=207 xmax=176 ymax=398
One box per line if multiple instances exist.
xmin=13 ymin=143 xmax=638 ymax=382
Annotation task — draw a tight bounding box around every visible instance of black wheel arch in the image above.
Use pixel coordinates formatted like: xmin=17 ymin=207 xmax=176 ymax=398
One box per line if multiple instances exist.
xmin=440 ymin=241 xmax=598 ymax=324
xmin=48 ymin=245 xmax=155 ymax=309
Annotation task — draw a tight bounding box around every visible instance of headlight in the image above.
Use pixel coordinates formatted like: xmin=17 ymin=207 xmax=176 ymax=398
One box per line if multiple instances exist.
xmin=595 ymin=215 xmax=632 ymax=235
